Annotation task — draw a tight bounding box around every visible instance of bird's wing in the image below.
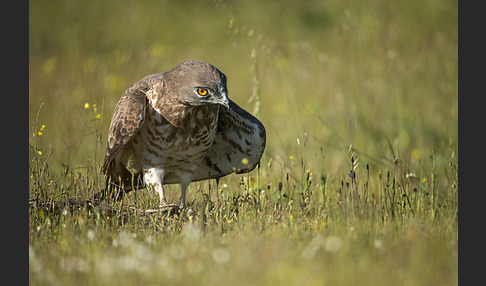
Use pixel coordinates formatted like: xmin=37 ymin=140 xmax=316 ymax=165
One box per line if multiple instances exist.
xmin=102 ymin=73 xmax=165 ymax=175
xmin=192 ymin=99 xmax=266 ymax=182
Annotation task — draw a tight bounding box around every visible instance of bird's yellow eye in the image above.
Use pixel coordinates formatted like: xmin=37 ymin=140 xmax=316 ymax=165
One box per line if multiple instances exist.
xmin=197 ymin=88 xmax=208 ymax=96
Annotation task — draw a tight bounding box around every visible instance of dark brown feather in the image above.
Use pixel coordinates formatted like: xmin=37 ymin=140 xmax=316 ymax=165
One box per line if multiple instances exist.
xmin=190 ymin=99 xmax=266 ymax=182
xmin=102 ymin=73 xmax=166 ymax=175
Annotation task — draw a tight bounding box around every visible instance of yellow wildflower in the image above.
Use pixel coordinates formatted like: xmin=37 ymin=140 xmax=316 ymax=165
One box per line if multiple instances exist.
xmin=84 ymin=102 xmax=90 ymax=109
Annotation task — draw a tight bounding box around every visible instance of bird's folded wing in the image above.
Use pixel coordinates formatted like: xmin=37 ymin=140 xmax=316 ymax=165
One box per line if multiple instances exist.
xmin=192 ymin=99 xmax=266 ymax=182
xmin=102 ymin=73 xmax=165 ymax=174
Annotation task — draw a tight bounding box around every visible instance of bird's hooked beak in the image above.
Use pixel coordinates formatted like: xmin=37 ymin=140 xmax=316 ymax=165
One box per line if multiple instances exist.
xmin=216 ymin=90 xmax=230 ymax=109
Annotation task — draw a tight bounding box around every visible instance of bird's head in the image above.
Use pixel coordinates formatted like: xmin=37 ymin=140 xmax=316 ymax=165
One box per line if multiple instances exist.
xmin=167 ymin=60 xmax=229 ymax=109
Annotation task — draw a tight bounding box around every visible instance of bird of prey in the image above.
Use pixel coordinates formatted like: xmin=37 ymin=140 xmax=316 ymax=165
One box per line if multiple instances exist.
xmin=99 ymin=60 xmax=266 ymax=211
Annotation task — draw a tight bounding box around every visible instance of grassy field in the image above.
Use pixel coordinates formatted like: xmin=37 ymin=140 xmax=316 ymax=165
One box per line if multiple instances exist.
xmin=29 ymin=0 xmax=458 ymax=285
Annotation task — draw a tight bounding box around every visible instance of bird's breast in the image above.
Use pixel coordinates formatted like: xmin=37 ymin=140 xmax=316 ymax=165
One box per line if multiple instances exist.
xmin=128 ymin=104 xmax=219 ymax=174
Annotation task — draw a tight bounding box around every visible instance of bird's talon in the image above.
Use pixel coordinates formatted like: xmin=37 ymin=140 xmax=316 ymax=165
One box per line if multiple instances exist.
xmin=144 ymin=204 xmax=180 ymax=214
xmin=159 ymin=204 xmax=181 ymax=214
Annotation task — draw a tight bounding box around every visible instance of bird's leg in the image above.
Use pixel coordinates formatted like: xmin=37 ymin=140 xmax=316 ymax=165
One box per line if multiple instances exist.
xmin=179 ymin=179 xmax=190 ymax=209
xmin=143 ymin=168 xmax=178 ymax=210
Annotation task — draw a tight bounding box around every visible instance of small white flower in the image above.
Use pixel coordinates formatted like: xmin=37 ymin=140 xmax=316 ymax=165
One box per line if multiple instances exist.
xmin=87 ymin=229 xmax=95 ymax=240
xmin=212 ymin=247 xmax=230 ymax=264
xmin=325 ymin=236 xmax=342 ymax=253
xmin=374 ymin=239 xmax=383 ymax=249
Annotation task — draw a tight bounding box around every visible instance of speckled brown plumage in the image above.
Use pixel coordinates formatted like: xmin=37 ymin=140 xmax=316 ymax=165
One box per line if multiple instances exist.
xmin=99 ymin=61 xmax=266 ymax=210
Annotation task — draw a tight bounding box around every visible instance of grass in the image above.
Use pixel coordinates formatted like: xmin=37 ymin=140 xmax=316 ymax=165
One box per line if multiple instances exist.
xmin=29 ymin=0 xmax=457 ymax=285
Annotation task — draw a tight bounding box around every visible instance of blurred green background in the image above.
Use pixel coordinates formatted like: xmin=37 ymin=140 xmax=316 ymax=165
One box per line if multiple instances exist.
xmin=29 ymin=0 xmax=457 ymax=190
